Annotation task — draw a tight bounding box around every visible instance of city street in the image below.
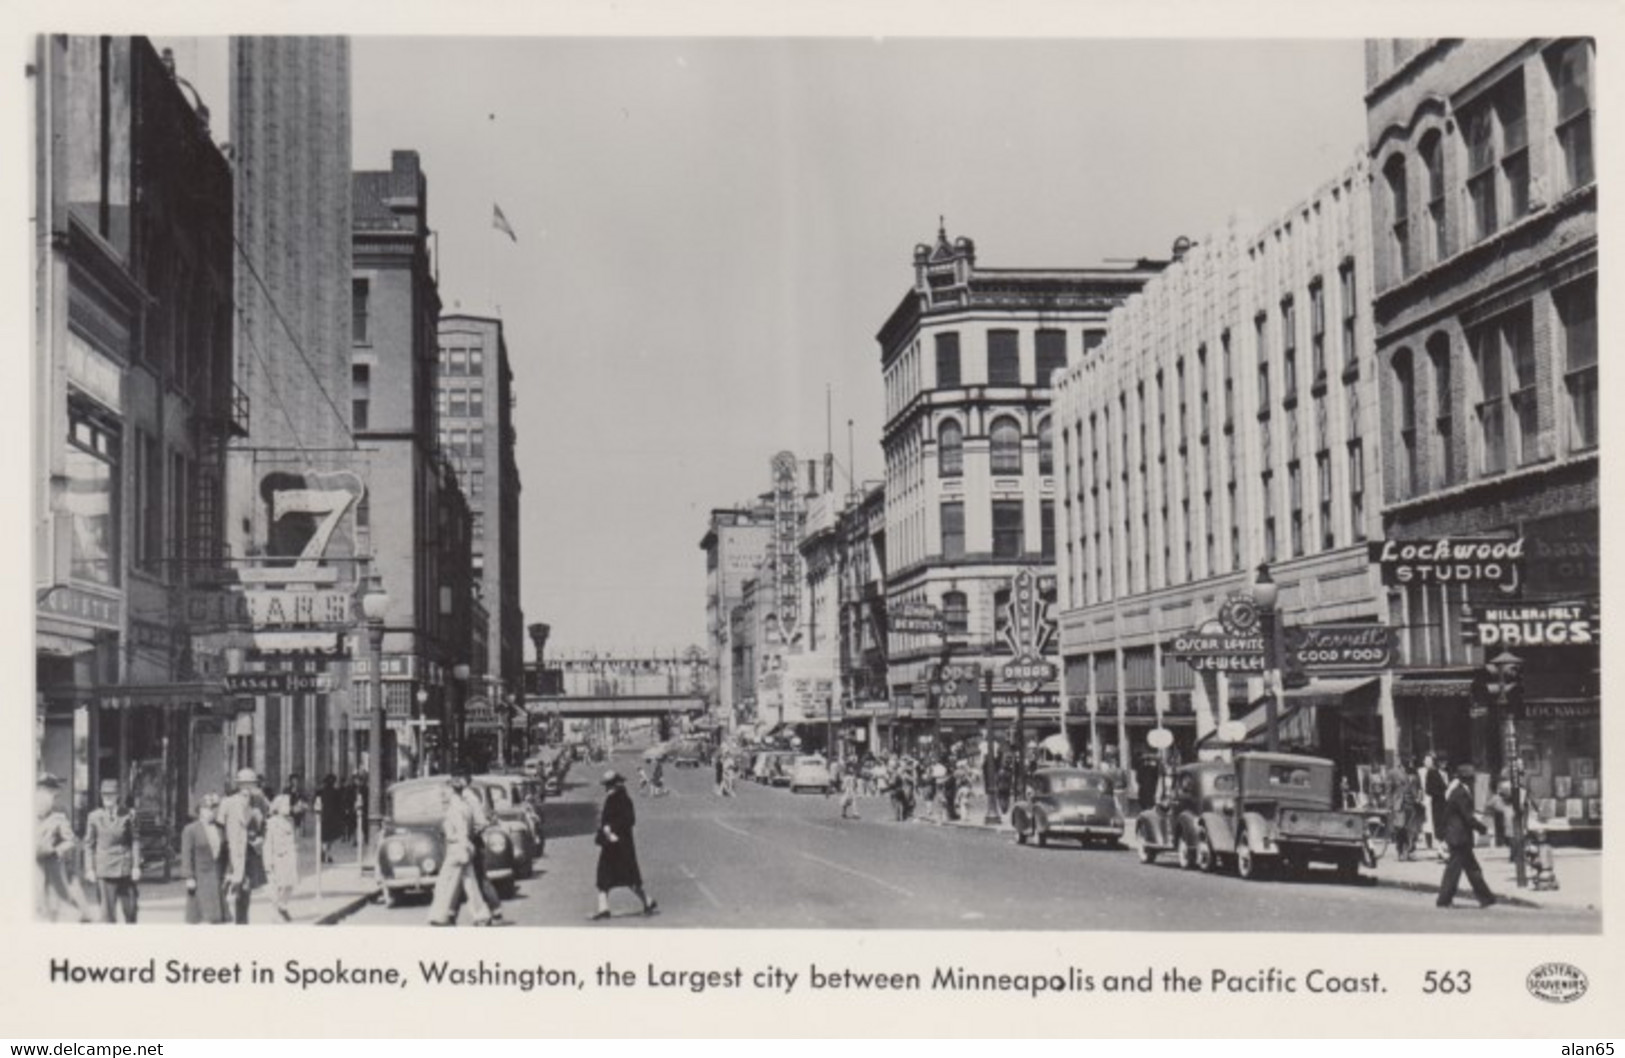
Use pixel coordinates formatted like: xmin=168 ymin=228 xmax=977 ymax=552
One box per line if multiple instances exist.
xmin=344 ymin=750 xmax=1598 ymax=933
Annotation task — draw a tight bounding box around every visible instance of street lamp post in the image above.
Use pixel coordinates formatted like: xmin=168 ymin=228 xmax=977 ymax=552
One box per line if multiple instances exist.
xmin=1487 ymin=651 xmax=1527 ymax=889
xmin=981 ymin=646 xmax=1000 ymax=825
xmin=451 ymin=663 xmax=471 ymax=771
xmin=1251 ymin=564 xmax=1283 ymax=753
xmin=360 ymin=578 xmax=390 ymax=867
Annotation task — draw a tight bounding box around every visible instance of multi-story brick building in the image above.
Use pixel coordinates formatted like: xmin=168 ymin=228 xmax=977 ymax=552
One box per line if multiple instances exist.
xmin=350 ymin=150 xmax=475 ymax=777
xmin=700 ymin=503 xmax=774 ymax=727
xmin=224 ymin=36 xmax=359 ymax=793
xmin=437 ymin=314 xmax=525 ymax=763
xmin=33 ymin=37 xmax=237 ymax=838
xmin=876 ymin=226 xmax=1162 ymax=750
xmin=1053 ymin=157 xmax=1385 ymax=774
xmin=1365 ymin=39 xmax=1597 ymax=838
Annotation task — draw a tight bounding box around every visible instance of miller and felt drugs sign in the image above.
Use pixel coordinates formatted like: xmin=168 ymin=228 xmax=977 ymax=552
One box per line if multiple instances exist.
xmin=1473 ymin=604 xmax=1596 ymax=648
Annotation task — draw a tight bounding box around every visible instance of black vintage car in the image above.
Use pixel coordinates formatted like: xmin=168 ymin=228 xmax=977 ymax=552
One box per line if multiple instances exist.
xmin=1011 ymin=768 xmax=1128 ymax=848
xmin=375 ymin=777 xmax=518 ymax=907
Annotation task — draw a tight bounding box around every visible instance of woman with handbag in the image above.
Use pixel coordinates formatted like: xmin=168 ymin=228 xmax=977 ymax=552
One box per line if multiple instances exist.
xmin=589 ymin=771 xmax=656 ymax=921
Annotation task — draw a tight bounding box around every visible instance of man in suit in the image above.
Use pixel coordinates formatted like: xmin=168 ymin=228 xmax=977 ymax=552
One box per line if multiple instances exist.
xmin=1436 ymin=762 xmax=1496 ymax=909
xmin=84 ymin=778 xmax=140 ymax=922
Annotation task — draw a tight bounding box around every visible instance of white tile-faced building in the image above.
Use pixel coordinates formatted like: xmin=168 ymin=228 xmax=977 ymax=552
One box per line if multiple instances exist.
xmin=1053 ymin=158 xmax=1389 ymax=774
xmin=875 ymin=227 xmax=1163 ymax=748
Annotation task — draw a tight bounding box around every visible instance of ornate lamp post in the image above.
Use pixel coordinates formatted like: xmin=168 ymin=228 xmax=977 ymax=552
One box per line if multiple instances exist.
xmin=360 ymin=578 xmax=390 ymax=862
xmin=1250 ymin=564 xmax=1283 ymax=752
xmin=451 ymin=663 xmax=471 ymax=771
xmin=1487 ymin=650 xmax=1527 ymax=889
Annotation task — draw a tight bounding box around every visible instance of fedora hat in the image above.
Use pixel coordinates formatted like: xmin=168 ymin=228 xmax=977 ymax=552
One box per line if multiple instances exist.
xmin=601 ymin=769 xmax=624 ymax=787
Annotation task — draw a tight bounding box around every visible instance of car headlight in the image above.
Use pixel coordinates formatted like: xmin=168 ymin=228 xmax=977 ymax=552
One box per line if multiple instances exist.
xmin=385 ymin=839 xmax=406 ymax=862
xmin=421 ymin=858 xmax=437 ymax=873
xmin=484 ymin=831 xmax=507 ymax=852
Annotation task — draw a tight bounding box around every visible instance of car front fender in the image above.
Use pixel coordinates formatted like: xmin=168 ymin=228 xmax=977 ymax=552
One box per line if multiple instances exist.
xmin=1239 ymin=812 xmax=1278 ymax=854
xmin=1135 ymin=809 xmax=1171 ymax=847
xmin=1200 ymin=811 xmax=1237 ymax=853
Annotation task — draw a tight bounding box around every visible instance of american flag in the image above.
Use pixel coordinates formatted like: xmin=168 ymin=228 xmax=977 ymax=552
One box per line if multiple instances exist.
xmin=492 ymin=202 xmax=517 ymax=242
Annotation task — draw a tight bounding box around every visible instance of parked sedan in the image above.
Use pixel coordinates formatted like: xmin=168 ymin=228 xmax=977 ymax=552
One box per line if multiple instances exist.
xmin=375 ymin=777 xmax=518 ymax=907
xmin=1011 ymin=768 xmax=1127 ymax=848
xmin=476 ymin=774 xmax=545 ymax=876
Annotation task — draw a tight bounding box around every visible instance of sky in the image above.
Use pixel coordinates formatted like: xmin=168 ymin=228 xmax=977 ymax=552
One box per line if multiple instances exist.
xmin=160 ymin=36 xmax=1368 ymax=656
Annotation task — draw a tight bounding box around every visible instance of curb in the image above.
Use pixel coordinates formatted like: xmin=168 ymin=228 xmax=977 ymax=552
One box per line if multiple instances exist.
xmin=314 ymin=890 xmax=378 ymax=926
xmin=1367 ymin=872 xmax=1591 ymax=912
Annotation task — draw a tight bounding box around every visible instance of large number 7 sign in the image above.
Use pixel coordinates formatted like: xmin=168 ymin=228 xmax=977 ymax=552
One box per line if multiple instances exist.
xmin=259 ymin=470 xmax=365 ymax=575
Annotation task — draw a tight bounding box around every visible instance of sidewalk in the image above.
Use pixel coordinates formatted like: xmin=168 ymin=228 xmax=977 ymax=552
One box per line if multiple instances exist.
xmin=918 ymin=792 xmax=1601 ymax=913
xmin=131 ymin=830 xmax=378 ymax=926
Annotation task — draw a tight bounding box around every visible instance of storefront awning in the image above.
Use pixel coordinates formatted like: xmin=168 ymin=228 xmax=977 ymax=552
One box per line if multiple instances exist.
xmin=36 ymin=632 xmax=97 ymax=657
xmin=1201 ymin=677 xmax=1378 ymax=747
xmin=92 ymin=681 xmax=229 ymax=707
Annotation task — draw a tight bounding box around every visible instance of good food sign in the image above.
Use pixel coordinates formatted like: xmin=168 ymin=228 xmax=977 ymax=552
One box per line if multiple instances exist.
xmin=1284 ymin=624 xmax=1397 ymax=672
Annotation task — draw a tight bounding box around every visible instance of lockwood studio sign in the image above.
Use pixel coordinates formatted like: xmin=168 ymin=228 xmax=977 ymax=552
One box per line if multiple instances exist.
xmin=1369 ymin=536 xmax=1524 ymax=587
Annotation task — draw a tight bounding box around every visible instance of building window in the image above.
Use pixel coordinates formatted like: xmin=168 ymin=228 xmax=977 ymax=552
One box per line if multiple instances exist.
xmin=1348 ymin=439 xmax=1366 ymax=543
xmin=449 ymin=388 xmax=468 ymax=418
xmin=351 ymin=399 xmax=369 ymax=431
xmin=1257 ymin=361 xmax=1271 ymax=415
xmin=1427 ymin=334 xmax=1455 ymax=486
xmin=990 ymin=416 xmax=1023 ymax=475
xmin=988 ymin=330 xmax=1021 ymax=385
xmin=1420 ymin=130 xmax=1447 ymax=262
xmin=65 ymin=401 xmax=120 ymax=586
xmin=351 ymin=279 xmax=369 ymax=344
xmin=1308 ymin=281 xmax=1326 ymax=383
xmin=469 ymin=386 xmax=485 ymax=418
xmin=1557 ymin=276 xmax=1598 ymax=452
xmin=1339 ymin=261 xmax=1358 ymax=372
xmin=470 ymin=427 xmax=485 ymax=458
xmin=940 ymin=501 xmax=965 ymax=558
xmin=133 ymin=430 xmax=160 ymax=573
xmin=1549 ymin=39 xmax=1595 ymax=191
xmin=937 ymin=420 xmax=963 ymax=478
xmin=450 ymin=348 xmax=468 ymax=376
xmin=1037 ymin=417 xmax=1053 ymax=475
xmin=1280 ymin=297 xmax=1298 ymax=401
xmin=941 ymin=591 xmax=968 ymax=634
xmin=470 ymin=469 xmax=485 ymax=500
xmin=1383 ymin=153 xmax=1411 ymax=279
xmin=1394 ymin=348 xmax=1417 ymax=497
xmin=1036 ymin=329 xmax=1066 ymax=386
xmin=1255 ymin=312 xmax=1271 ymax=413
xmin=1462 ymin=70 xmax=1528 ymax=243
xmin=1264 ymin=514 xmax=1277 ymax=564
xmin=1288 ymin=460 xmax=1303 ymax=557
xmin=935 ymin=332 xmax=961 ymax=388
xmin=1470 ymin=303 xmax=1536 ymax=475
xmin=992 ymin=499 xmax=1024 ymax=558
xmin=469 ymin=347 xmax=485 ymax=376
xmin=1041 ymin=500 xmax=1055 ymax=560
xmin=1316 ymin=451 xmax=1333 ymax=550
xmin=1175 ymin=358 xmax=1188 ymax=446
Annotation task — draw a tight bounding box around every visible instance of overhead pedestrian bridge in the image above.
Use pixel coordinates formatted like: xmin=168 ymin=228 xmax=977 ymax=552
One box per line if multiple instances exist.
xmin=524 ymin=693 xmax=708 ymax=719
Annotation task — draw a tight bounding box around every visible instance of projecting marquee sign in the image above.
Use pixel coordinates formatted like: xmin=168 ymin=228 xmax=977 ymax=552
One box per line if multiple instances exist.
xmin=183 ymin=589 xmax=356 ymax=628
xmin=1474 ymin=604 xmax=1597 ymax=648
xmin=1003 ymin=569 xmax=1058 ymax=693
xmin=1370 ymin=537 xmax=1524 ymax=589
xmin=1166 ymin=633 xmax=1268 ymax=673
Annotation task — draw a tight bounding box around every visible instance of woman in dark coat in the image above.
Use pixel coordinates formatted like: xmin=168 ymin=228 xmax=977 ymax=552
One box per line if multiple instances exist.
xmin=179 ymin=795 xmax=229 ymax=924
xmin=589 ymin=770 xmax=656 ymax=920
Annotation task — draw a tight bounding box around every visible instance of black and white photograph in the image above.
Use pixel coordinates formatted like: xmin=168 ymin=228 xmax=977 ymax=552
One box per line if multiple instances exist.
xmin=26 ymin=28 xmax=1603 ymax=947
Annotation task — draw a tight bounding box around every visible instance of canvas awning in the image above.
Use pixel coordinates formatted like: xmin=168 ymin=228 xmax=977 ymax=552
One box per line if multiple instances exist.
xmin=1202 ymin=676 xmax=1379 ymax=746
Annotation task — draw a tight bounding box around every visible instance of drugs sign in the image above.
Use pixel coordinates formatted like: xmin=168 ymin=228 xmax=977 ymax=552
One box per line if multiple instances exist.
xmin=1474 ymin=604 xmax=1596 ymax=648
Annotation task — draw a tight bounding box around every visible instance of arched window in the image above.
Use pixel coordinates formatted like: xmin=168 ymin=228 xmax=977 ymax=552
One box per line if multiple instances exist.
xmin=1038 ymin=417 xmax=1054 ymax=475
xmin=941 ymin=591 xmax=968 ymax=634
xmin=937 ymin=420 xmax=963 ymax=478
xmin=1419 ymin=130 xmax=1446 ymax=262
xmin=1393 ymin=347 xmax=1417 ymax=496
xmin=1384 ymin=153 xmax=1411 ymax=279
xmin=990 ymin=416 xmax=1022 ymax=475
xmin=1426 ymin=333 xmax=1454 ymax=486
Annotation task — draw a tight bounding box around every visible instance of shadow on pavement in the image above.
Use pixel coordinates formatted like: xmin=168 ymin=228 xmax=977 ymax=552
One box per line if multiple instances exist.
xmin=543 ymin=801 xmax=601 ymax=840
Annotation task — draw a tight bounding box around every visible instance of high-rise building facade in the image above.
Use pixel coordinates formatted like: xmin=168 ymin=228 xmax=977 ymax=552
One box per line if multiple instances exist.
xmin=33 ymin=37 xmax=237 ymax=835
xmin=1365 ymin=39 xmax=1598 ymax=838
xmin=700 ymin=504 xmax=774 ymax=727
xmin=351 ymin=150 xmax=474 ymax=777
xmin=876 ymin=227 xmax=1162 ymax=749
xmin=225 ymin=36 xmax=359 ymax=793
xmin=437 ymin=314 xmax=524 ymax=762
xmin=1053 ymin=158 xmax=1384 ymax=769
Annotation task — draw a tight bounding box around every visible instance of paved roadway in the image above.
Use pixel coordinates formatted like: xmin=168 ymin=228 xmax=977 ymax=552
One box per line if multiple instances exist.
xmin=345 ymin=749 xmax=1598 ymax=932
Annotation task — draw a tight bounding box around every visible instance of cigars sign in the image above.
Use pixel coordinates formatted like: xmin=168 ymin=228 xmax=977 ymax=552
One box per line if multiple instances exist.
xmin=1369 ymin=536 xmax=1524 ymax=589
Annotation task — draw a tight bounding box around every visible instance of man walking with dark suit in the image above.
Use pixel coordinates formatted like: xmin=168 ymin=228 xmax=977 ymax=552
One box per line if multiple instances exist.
xmin=1436 ymin=763 xmax=1496 ymax=909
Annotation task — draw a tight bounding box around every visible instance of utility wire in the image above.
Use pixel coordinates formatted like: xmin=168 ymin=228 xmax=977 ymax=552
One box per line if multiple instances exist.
xmin=232 ymin=233 xmax=357 ymax=448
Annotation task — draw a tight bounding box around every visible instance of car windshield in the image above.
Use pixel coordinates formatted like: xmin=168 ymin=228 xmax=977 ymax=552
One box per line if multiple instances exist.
xmin=797 ymin=757 xmax=824 ymax=767
xmin=389 ymin=784 xmax=450 ymax=823
xmin=485 ymin=784 xmax=513 ymax=807
xmin=1266 ymin=765 xmax=1314 ymax=788
xmin=1048 ymin=773 xmax=1107 ymax=794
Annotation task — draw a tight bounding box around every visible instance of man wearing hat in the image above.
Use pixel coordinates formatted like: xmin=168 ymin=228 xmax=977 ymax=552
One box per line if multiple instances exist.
xmin=35 ymin=773 xmax=91 ymax=922
xmin=589 ymin=769 xmax=656 ymax=921
xmin=84 ymin=777 xmax=140 ymax=923
xmin=221 ymin=768 xmax=270 ymax=924
xmin=1436 ymin=762 xmax=1496 ymax=909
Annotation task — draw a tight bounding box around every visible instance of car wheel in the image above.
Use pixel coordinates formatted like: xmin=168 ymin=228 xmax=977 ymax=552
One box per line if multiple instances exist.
xmin=1196 ymin=832 xmax=1217 ymax=873
xmin=1136 ymin=825 xmax=1158 ymax=865
xmin=1174 ymin=831 xmax=1196 ymax=870
xmin=1236 ymin=836 xmax=1259 ymax=880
